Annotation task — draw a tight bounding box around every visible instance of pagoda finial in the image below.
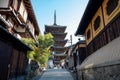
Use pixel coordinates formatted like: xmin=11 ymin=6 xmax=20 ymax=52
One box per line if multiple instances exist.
xmin=54 ymin=10 xmax=57 ymax=25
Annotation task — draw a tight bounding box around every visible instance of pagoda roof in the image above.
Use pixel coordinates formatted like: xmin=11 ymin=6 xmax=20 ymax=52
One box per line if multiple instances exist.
xmin=54 ymin=40 xmax=68 ymax=46
xmin=54 ymin=39 xmax=68 ymax=42
xmin=52 ymin=33 xmax=67 ymax=40
xmin=52 ymin=32 xmax=67 ymax=35
xmin=45 ymin=25 xmax=66 ymax=33
xmin=52 ymin=46 xmax=67 ymax=53
xmin=45 ymin=24 xmax=67 ymax=28
xmin=54 ymin=55 xmax=66 ymax=60
xmin=53 ymin=54 xmax=67 ymax=63
xmin=55 ymin=51 xmax=66 ymax=54
xmin=52 ymin=46 xmax=67 ymax=49
xmin=53 ymin=53 xmax=67 ymax=57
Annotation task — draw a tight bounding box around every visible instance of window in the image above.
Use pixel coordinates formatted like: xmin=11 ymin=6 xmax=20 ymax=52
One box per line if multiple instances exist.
xmin=87 ymin=29 xmax=91 ymax=40
xmin=86 ymin=23 xmax=92 ymax=45
xmin=92 ymin=7 xmax=104 ymax=38
xmin=18 ymin=1 xmax=28 ymax=22
xmin=106 ymin=0 xmax=119 ymax=15
xmin=94 ymin=16 xmax=100 ymax=31
xmin=102 ymin=0 xmax=120 ymax=25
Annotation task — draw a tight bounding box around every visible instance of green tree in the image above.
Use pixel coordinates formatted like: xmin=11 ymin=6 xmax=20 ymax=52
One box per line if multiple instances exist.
xmin=37 ymin=33 xmax=54 ymax=66
xmin=21 ymin=33 xmax=54 ymax=66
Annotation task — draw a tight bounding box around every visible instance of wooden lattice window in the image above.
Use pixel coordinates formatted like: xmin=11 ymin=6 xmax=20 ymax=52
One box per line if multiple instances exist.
xmin=94 ymin=16 xmax=100 ymax=31
xmin=106 ymin=0 xmax=119 ymax=15
xmin=87 ymin=29 xmax=91 ymax=40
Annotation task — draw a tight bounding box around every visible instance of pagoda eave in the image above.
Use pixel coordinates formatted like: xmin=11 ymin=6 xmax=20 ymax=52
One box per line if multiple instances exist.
xmin=54 ymin=51 xmax=66 ymax=54
xmin=45 ymin=24 xmax=66 ymax=28
xmin=53 ymin=54 xmax=67 ymax=57
xmin=52 ymin=32 xmax=67 ymax=35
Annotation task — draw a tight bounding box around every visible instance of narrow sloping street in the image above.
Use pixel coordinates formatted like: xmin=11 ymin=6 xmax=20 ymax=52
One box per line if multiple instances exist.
xmin=39 ymin=69 xmax=74 ymax=80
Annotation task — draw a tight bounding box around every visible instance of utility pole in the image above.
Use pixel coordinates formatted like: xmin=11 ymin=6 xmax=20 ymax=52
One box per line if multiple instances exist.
xmin=70 ymin=35 xmax=72 ymax=46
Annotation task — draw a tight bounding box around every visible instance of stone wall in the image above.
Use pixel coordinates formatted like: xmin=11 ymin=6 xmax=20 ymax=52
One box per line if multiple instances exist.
xmin=77 ymin=64 xmax=120 ymax=80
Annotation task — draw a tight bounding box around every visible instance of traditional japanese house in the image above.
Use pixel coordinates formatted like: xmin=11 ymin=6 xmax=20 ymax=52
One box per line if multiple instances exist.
xmin=66 ymin=45 xmax=75 ymax=70
xmin=68 ymin=40 xmax=86 ymax=71
xmin=44 ymin=11 xmax=67 ymax=65
xmin=75 ymin=0 xmax=120 ymax=80
xmin=0 ymin=0 xmax=40 ymax=79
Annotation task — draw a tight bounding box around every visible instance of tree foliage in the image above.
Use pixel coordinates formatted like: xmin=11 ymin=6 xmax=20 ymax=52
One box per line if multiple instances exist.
xmin=21 ymin=33 xmax=54 ymax=66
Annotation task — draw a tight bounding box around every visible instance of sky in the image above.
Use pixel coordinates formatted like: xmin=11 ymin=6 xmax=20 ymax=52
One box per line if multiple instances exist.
xmin=31 ymin=0 xmax=89 ymax=46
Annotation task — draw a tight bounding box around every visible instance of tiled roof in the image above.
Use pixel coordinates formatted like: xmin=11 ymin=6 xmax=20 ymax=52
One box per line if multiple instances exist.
xmin=23 ymin=0 xmax=40 ymax=35
xmin=75 ymin=0 xmax=103 ymax=35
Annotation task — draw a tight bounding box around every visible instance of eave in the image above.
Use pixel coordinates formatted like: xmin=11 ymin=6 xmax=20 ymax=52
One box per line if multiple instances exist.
xmin=0 ymin=25 xmax=32 ymax=51
xmin=54 ymin=40 xmax=68 ymax=46
xmin=52 ymin=46 xmax=67 ymax=49
xmin=75 ymin=0 xmax=104 ymax=36
xmin=45 ymin=24 xmax=67 ymax=28
xmin=45 ymin=25 xmax=67 ymax=33
xmin=53 ymin=54 xmax=67 ymax=57
xmin=0 ymin=8 xmax=24 ymax=26
xmin=52 ymin=32 xmax=67 ymax=35
xmin=54 ymin=39 xmax=68 ymax=42
xmin=0 ymin=7 xmax=39 ymax=43
xmin=71 ymin=40 xmax=86 ymax=54
xmin=23 ymin=0 xmax=40 ymax=35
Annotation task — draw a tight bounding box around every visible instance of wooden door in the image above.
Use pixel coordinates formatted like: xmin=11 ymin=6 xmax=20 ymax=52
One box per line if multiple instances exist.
xmin=0 ymin=40 xmax=12 ymax=80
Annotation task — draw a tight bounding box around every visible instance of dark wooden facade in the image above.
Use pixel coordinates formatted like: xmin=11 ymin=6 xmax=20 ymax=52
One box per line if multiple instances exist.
xmin=76 ymin=0 xmax=120 ymax=57
xmin=0 ymin=25 xmax=31 ymax=80
xmin=75 ymin=1 xmax=120 ymax=79
xmin=0 ymin=0 xmax=40 ymax=79
xmin=87 ymin=0 xmax=120 ymax=57
xmin=68 ymin=41 xmax=86 ymax=70
xmin=0 ymin=40 xmax=12 ymax=80
xmin=87 ymin=15 xmax=120 ymax=56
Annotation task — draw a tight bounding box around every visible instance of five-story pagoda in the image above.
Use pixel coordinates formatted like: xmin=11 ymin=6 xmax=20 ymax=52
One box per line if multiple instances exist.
xmin=44 ymin=11 xmax=67 ymax=65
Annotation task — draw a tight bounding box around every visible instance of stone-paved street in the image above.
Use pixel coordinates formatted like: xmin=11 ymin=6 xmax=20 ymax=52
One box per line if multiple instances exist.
xmin=39 ymin=69 xmax=74 ymax=80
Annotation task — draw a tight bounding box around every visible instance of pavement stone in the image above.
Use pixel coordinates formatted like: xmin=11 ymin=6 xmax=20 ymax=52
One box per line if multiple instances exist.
xmin=39 ymin=69 xmax=74 ymax=80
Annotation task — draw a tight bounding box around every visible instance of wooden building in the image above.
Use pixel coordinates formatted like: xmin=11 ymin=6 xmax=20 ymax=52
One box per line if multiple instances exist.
xmin=75 ymin=0 xmax=120 ymax=80
xmin=68 ymin=40 xmax=86 ymax=70
xmin=0 ymin=0 xmax=40 ymax=79
xmin=44 ymin=11 xmax=67 ymax=65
